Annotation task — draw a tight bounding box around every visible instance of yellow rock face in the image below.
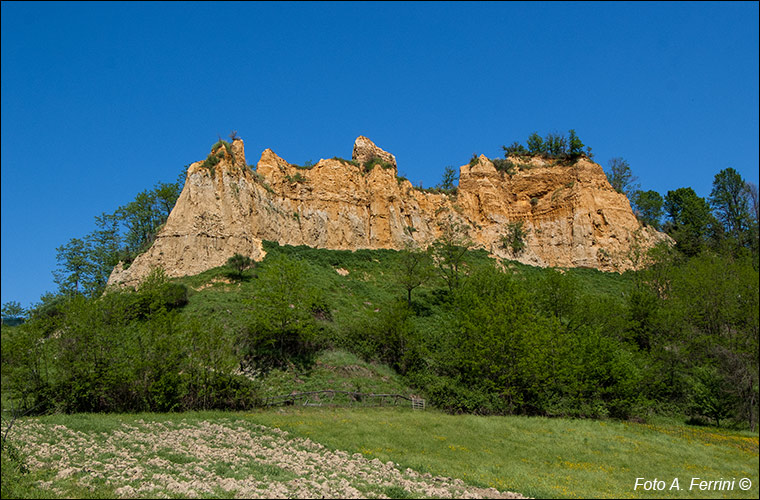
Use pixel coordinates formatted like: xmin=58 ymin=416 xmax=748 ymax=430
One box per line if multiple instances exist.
xmin=107 ymin=137 xmax=671 ymax=288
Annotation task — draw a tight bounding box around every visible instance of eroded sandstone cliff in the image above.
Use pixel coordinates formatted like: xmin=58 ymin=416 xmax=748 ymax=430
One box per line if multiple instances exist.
xmin=107 ymin=136 xmax=670 ymax=288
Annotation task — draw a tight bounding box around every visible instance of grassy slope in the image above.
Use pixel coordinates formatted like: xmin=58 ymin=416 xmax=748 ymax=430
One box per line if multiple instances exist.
xmin=173 ymin=242 xmax=634 ymax=361
xmin=259 ymin=349 xmax=418 ymax=399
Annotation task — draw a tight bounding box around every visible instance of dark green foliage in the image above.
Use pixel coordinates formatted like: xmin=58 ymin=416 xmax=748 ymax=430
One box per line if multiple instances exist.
xmin=53 ymin=237 xmax=90 ymax=295
xmin=87 ymin=212 xmax=122 ymax=292
xmin=226 ymin=253 xmax=254 ymax=279
xmin=430 ymin=217 xmax=472 ymax=292
xmin=664 ymin=187 xmax=716 ymax=256
xmin=631 ymin=189 xmax=664 ymax=229
xmin=242 ymin=254 xmax=325 ymax=373
xmin=395 ymin=244 xmax=435 ymax=305
xmin=53 ymin=175 xmax=181 ymax=296
xmin=331 ymin=156 xmax=361 ymax=168
xmin=505 ymin=130 xmax=586 ymax=162
xmin=502 ymin=141 xmax=528 ymax=156
xmin=544 ymin=132 xmax=567 ymax=157
xmin=491 ymin=158 xmax=516 ymax=175
xmin=437 ymin=166 xmax=458 ymax=193
xmin=688 ymin=365 xmax=737 ymax=427
xmin=502 ymin=220 xmax=529 ymax=256
xmin=631 ymin=249 xmax=759 ymax=429
xmin=362 ymin=157 xmax=394 ymax=173
xmin=526 ymin=132 xmax=545 ymax=155
xmin=361 ymin=300 xmax=422 ymax=375
xmin=568 ymin=129 xmax=584 ymax=156
xmin=2 ymin=301 xmax=26 ymax=324
xmin=6 ymin=236 xmax=758 ymax=429
xmin=468 ymin=154 xmax=479 ymax=167
xmin=710 ymin=167 xmax=751 ymax=243
xmin=285 ymin=172 xmax=308 ymax=184
xmin=116 ymin=180 xmax=181 ymax=261
xmin=3 ymin=277 xmax=254 ymax=414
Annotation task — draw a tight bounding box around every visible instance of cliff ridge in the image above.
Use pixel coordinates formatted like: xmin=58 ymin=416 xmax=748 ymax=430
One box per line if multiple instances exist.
xmin=108 ymin=136 xmax=670 ymax=287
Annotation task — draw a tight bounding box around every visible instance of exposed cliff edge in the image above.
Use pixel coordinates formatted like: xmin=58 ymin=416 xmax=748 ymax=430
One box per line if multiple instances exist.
xmin=108 ymin=136 xmax=671 ymax=288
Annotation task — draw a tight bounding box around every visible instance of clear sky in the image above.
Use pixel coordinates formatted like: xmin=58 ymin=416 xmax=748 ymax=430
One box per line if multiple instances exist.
xmin=2 ymin=1 xmax=758 ymax=309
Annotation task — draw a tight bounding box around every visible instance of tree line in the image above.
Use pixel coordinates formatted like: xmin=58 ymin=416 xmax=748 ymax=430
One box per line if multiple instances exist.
xmin=606 ymin=158 xmax=758 ymax=261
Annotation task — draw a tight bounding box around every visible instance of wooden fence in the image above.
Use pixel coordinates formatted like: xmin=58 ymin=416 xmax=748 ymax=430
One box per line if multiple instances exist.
xmin=263 ymin=390 xmax=425 ymax=410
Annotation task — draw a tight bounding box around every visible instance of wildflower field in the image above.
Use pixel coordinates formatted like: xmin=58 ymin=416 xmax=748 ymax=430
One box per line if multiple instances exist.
xmin=3 ymin=407 xmax=757 ymax=499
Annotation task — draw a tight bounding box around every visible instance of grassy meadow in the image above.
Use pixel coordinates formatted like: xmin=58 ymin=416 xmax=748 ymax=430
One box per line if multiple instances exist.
xmin=2 ymin=407 xmax=757 ymax=499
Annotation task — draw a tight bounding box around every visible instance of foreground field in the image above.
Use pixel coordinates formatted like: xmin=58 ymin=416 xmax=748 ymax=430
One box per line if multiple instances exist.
xmin=4 ymin=407 xmax=758 ymax=499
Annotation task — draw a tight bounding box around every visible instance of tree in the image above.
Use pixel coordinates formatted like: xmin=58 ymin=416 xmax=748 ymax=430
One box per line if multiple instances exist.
xmin=664 ymin=187 xmax=715 ymax=256
xmin=85 ymin=212 xmax=121 ymax=295
xmin=502 ymin=220 xmax=529 ymax=256
xmin=745 ymin=181 xmax=759 ymax=227
xmin=544 ymin=132 xmax=567 ymax=157
xmin=116 ymin=181 xmax=181 ymax=259
xmin=526 ymin=132 xmax=545 ymax=155
xmin=438 ymin=166 xmax=458 ymax=193
xmin=245 ymin=255 xmax=320 ymax=369
xmin=709 ymin=168 xmax=750 ymax=243
xmin=395 ymin=243 xmax=434 ymax=306
xmin=631 ymin=190 xmax=664 ymax=229
xmin=118 ymin=189 xmax=159 ymax=255
xmin=606 ymin=157 xmax=639 ymax=197
xmin=568 ymin=129 xmax=585 ymax=156
xmin=502 ymin=142 xmax=527 ymax=156
xmin=53 ymin=238 xmax=92 ymax=295
xmin=1 ymin=301 xmax=26 ymax=325
xmin=744 ymin=181 xmax=760 ymax=260
xmin=153 ymin=181 xmax=181 ymax=219
xmin=430 ymin=216 xmax=472 ymax=292
xmin=226 ymin=253 xmax=253 ymax=279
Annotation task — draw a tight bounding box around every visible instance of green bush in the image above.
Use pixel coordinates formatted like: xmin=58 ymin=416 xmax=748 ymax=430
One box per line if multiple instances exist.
xmin=502 ymin=220 xmax=529 ymax=255
xmin=492 ymin=158 xmax=516 ymax=175
xmin=363 ymin=157 xmax=394 ymax=173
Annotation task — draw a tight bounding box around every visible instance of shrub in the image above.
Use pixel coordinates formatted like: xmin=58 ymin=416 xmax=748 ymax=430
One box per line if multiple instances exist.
xmin=502 ymin=141 xmax=528 ymax=157
xmin=363 ymin=157 xmax=394 ymax=173
xmin=502 ymin=220 xmax=529 ymax=256
xmin=285 ymin=173 xmax=307 ymax=184
xmin=332 ymin=157 xmax=361 ymax=168
xmin=492 ymin=158 xmax=516 ymax=175
xmin=226 ymin=253 xmax=253 ymax=279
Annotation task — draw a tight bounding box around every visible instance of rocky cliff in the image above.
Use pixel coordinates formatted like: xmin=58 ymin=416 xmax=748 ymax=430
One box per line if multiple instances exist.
xmin=107 ymin=136 xmax=670 ymax=288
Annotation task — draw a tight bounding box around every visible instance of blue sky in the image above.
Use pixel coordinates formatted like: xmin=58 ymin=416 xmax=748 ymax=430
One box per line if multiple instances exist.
xmin=2 ymin=1 xmax=758 ymax=309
